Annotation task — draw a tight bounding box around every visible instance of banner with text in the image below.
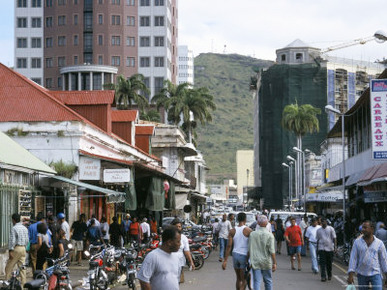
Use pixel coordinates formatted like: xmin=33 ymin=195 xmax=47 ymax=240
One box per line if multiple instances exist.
xmin=371 ymin=79 xmax=387 ymax=159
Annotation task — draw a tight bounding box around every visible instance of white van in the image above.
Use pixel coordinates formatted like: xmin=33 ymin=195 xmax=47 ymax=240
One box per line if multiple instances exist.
xmin=268 ymin=211 xmax=317 ymax=226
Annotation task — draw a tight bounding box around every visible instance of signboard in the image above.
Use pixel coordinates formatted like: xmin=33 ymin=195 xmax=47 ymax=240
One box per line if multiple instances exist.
xmin=306 ymin=192 xmax=343 ymax=202
xmin=364 ymin=191 xmax=387 ymax=203
xmin=370 ymin=79 xmax=387 ymax=159
xmin=103 ymin=168 xmax=130 ymax=183
xmin=79 ymin=157 xmax=101 ymax=180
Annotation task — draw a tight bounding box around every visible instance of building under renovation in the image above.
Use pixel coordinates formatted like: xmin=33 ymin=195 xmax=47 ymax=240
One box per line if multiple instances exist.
xmin=254 ymin=39 xmax=385 ymax=209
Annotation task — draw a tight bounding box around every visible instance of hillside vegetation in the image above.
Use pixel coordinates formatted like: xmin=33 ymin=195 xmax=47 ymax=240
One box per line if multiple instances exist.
xmin=194 ymin=53 xmax=273 ymax=182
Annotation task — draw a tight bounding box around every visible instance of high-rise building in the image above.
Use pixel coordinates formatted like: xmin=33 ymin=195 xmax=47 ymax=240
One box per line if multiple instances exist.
xmin=14 ymin=0 xmax=177 ymax=99
xmin=254 ymin=39 xmax=385 ymax=209
xmin=178 ymin=45 xmax=194 ymax=85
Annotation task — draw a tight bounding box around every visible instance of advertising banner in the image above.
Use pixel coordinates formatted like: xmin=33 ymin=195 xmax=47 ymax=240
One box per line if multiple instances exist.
xmin=370 ymin=79 xmax=387 ymax=159
xmin=103 ymin=168 xmax=130 ymax=183
xmin=79 ymin=157 xmax=101 ymax=180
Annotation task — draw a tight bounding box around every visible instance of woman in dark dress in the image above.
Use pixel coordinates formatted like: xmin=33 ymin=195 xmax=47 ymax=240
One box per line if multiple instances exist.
xmin=57 ymin=229 xmax=69 ymax=258
xmin=36 ymin=223 xmax=53 ymax=270
xmin=275 ymin=217 xmax=285 ymax=254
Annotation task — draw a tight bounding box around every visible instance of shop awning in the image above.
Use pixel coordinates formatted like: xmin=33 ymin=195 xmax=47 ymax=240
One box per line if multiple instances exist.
xmin=357 ymin=163 xmax=387 ymax=186
xmin=189 ymin=192 xmax=207 ymax=202
xmin=175 ymin=193 xmax=188 ymax=210
xmin=346 ymin=169 xmax=366 ymax=187
xmin=47 ymin=175 xmax=125 ymax=203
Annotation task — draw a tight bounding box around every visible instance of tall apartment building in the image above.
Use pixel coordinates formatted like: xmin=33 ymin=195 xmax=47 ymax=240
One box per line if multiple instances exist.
xmin=178 ymin=45 xmax=194 ymax=85
xmin=254 ymin=39 xmax=385 ymax=208
xmin=14 ymin=0 xmax=177 ymax=100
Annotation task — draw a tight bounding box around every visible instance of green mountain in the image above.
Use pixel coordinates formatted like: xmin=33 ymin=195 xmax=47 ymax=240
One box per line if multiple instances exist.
xmin=194 ymin=53 xmax=273 ymax=182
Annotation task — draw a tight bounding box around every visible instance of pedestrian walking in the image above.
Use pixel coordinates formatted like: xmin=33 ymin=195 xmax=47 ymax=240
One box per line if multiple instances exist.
xmin=109 ymin=216 xmax=124 ymax=247
xmin=28 ymin=212 xmax=45 ymax=273
xmin=347 ymin=220 xmax=387 ymax=290
xmin=304 ymin=218 xmax=321 ymax=274
xmin=248 ymin=215 xmax=277 ymax=290
xmin=36 ymin=222 xmax=53 ymax=270
xmin=316 ymin=217 xmax=336 ymax=282
xmin=137 ymin=226 xmax=181 ymax=290
xmin=375 ymin=222 xmax=387 ymax=246
xmin=57 ymin=228 xmax=69 ymax=258
xmin=299 ymin=215 xmax=308 ymax=256
xmin=150 ymin=216 xmax=158 ymax=234
xmin=218 ymin=213 xmax=232 ymax=262
xmin=171 ymin=218 xmax=195 ymax=283
xmin=129 ymin=217 xmax=141 ymax=244
xmin=140 ymin=218 xmax=151 ymax=243
xmin=70 ymin=214 xmax=87 ymax=266
xmin=274 ymin=217 xmax=284 ymax=254
xmin=5 ymin=213 xmax=29 ymax=287
xmin=100 ymin=217 xmax=110 ymax=244
xmin=222 ymin=212 xmax=253 ymax=290
xmin=284 ymin=217 xmax=303 ymax=271
xmin=122 ymin=214 xmax=132 ymax=244
xmin=86 ymin=218 xmax=104 ymax=246
xmin=87 ymin=214 xmax=100 ymax=227
xmin=212 ymin=218 xmax=220 ymax=249
xmin=57 ymin=213 xmax=70 ymax=241
xmin=229 ymin=213 xmax=236 ymax=228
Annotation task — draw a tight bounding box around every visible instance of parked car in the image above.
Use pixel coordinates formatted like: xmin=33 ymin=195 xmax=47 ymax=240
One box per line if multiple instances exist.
xmin=268 ymin=211 xmax=317 ymax=225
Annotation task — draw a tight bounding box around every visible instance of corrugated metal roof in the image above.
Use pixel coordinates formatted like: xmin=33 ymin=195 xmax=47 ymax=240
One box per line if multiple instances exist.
xmin=51 ymin=91 xmax=115 ymax=105
xmin=357 ymin=163 xmax=387 ymax=186
xmin=111 ymin=110 xmax=138 ymax=122
xmin=0 ymin=64 xmax=83 ymax=122
xmin=0 ymin=131 xmax=56 ymax=174
xmin=136 ymin=125 xmax=155 ymax=135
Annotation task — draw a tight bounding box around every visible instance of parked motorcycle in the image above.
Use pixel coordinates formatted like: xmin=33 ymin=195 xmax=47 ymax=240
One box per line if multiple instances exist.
xmin=0 ymin=265 xmax=24 ymax=290
xmin=118 ymin=248 xmax=138 ymax=290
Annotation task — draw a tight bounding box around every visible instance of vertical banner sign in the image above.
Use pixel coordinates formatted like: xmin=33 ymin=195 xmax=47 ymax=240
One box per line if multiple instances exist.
xmin=370 ymin=79 xmax=387 ymax=159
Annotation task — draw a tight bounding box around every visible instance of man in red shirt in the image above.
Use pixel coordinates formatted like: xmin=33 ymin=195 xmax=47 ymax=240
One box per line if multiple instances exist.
xmin=284 ymin=217 xmax=304 ymax=271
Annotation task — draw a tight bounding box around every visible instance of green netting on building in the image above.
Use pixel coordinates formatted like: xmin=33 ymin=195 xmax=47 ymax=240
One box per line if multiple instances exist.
xmin=259 ymin=63 xmax=328 ymax=209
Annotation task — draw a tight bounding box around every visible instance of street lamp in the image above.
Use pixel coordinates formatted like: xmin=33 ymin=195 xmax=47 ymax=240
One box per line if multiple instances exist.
xmin=282 ymin=162 xmax=293 ymax=209
xmin=287 ymin=155 xmax=298 ymax=203
xmin=293 ymin=147 xmax=306 ymax=213
xmin=325 ymin=104 xmax=346 ymax=243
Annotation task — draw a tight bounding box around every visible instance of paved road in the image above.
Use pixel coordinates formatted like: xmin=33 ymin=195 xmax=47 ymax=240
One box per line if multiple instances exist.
xmin=181 ymin=245 xmax=350 ymax=290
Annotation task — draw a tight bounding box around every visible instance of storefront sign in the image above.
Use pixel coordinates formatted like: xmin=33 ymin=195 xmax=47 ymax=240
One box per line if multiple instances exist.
xmin=306 ymin=192 xmax=343 ymax=202
xmin=364 ymin=191 xmax=387 ymax=203
xmin=103 ymin=168 xmax=130 ymax=183
xmin=79 ymin=157 xmax=101 ymax=180
xmin=370 ymin=79 xmax=387 ymax=159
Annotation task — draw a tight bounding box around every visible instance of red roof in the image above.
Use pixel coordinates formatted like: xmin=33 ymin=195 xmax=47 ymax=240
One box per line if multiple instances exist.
xmin=111 ymin=110 xmax=138 ymax=122
xmin=136 ymin=125 xmax=155 ymax=135
xmin=51 ymin=91 xmax=115 ymax=105
xmin=0 ymin=64 xmax=83 ymax=122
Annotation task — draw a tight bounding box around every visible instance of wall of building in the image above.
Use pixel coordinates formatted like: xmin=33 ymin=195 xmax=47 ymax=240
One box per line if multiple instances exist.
xmin=236 ymin=150 xmax=254 ymax=197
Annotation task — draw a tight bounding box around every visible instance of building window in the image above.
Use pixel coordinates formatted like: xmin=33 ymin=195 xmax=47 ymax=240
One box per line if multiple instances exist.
xmin=45 ymin=37 xmax=53 ymax=48
xmin=98 ymin=14 xmax=103 ymax=25
xmin=154 ymin=16 xmax=164 ymax=26
xmin=126 ymin=57 xmax=135 ymax=67
xmin=58 ymin=0 xmax=66 ymax=5
xmin=31 ymin=18 xmax=42 ymax=28
xmin=112 ymin=15 xmax=121 ymax=25
xmin=31 ymin=38 xmax=42 ymax=48
xmin=58 ymin=77 xmax=62 ymax=89
xmin=17 ymin=58 xmax=27 ymax=69
xmin=111 ymin=36 xmax=121 ymax=46
xmin=17 ymin=38 xmax=27 ymax=48
xmin=112 ymin=0 xmax=120 ymax=4
xmin=46 ymin=78 xmax=53 ymax=88
xmin=281 ymin=54 xmax=286 ymax=61
xmin=140 ymin=16 xmax=150 ymax=27
xmin=58 ymin=57 xmax=66 ymax=67
xmin=32 ymin=0 xmax=42 ymax=7
xmin=46 ymin=0 xmax=53 ymax=6
xmin=73 ymin=14 xmax=78 ymax=25
xmin=74 ymin=55 xmax=78 ymax=65
xmin=140 ymin=57 xmax=150 ymax=67
xmin=126 ymin=37 xmax=135 ymax=46
xmin=17 ymin=0 xmax=27 ymax=7
xmin=154 ymin=0 xmax=164 ymax=5
xmin=126 ymin=16 xmax=135 ymax=26
xmin=84 ymin=34 xmax=92 ymax=50
xmin=140 ymin=0 xmax=149 ymax=5
xmin=58 ymin=36 xmax=66 ymax=46
xmin=126 ymin=0 xmax=135 ymax=5
xmin=73 ymin=35 xmax=79 ymax=45
xmin=111 ymin=56 xmax=120 ymax=66
xmin=45 ymin=17 xmax=53 ymax=27
xmin=154 ymin=36 xmax=164 ymax=47
xmin=17 ymin=18 xmax=27 ymax=28
xmin=84 ymin=13 xmax=92 ymax=29
xmin=98 ymin=55 xmax=103 ymax=65
xmin=140 ymin=37 xmax=150 ymax=47
xmin=295 ymin=53 xmax=303 ymax=62
xmin=155 ymin=77 xmax=164 ymax=93
xmin=45 ymin=58 xmax=53 ymax=68
xmin=98 ymin=35 xmax=103 ymax=45
xmin=31 ymin=58 xmax=42 ymax=68
xmin=154 ymin=57 xmax=164 ymax=67
xmin=58 ymin=15 xmax=66 ymax=26
xmin=31 ymin=78 xmax=42 ymax=85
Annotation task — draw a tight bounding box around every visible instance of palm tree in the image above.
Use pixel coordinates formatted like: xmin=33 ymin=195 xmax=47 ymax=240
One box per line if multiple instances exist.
xmin=114 ymin=74 xmax=150 ymax=111
xmin=140 ymin=109 xmax=161 ymax=122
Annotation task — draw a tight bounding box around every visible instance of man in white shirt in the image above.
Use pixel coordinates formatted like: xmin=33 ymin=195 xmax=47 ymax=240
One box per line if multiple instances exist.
xmin=299 ymin=215 xmax=309 ymax=256
xmin=57 ymin=213 xmax=70 ymax=241
xmin=140 ymin=218 xmax=151 ymax=243
xmin=138 ymin=226 xmax=181 ymax=290
xmin=305 ymin=218 xmax=321 ymax=274
xmin=218 ymin=213 xmax=232 ymax=262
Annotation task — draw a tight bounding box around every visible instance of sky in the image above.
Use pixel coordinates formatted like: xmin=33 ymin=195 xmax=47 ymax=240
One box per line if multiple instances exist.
xmin=1 ymin=0 xmax=386 ymax=67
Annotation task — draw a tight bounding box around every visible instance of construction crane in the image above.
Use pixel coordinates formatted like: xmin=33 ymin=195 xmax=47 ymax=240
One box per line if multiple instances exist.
xmin=320 ymin=30 xmax=387 ymax=54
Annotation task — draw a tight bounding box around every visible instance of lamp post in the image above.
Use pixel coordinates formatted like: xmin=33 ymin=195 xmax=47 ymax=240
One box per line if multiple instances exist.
xmin=282 ymin=162 xmax=293 ymax=209
xmin=293 ymin=147 xmax=306 ymax=213
xmin=325 ymin=104 xmax=346 ymax=243
xmin=245 ymin=169 xmax=250 ymax=211
xmin=287 ymin=155 xmax=298 ymax=206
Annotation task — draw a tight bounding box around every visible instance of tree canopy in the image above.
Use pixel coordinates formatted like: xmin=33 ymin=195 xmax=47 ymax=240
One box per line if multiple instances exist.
xmin=114 ymin=74 xmax=150 ymax=111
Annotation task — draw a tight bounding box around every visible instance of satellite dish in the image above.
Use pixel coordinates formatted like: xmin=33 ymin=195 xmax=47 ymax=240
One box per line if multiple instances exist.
xmin=183 ymin=205 xmax=192 ymax=213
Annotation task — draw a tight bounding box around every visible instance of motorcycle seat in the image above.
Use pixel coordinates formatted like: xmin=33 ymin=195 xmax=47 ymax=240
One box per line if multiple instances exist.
xmin=192 ymin=236 xmax=206 ymax=243
xmin=24 ymin=278 xmax=46 ymax=289
xmin=190 ymin=244 xmax=201 ymax=250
